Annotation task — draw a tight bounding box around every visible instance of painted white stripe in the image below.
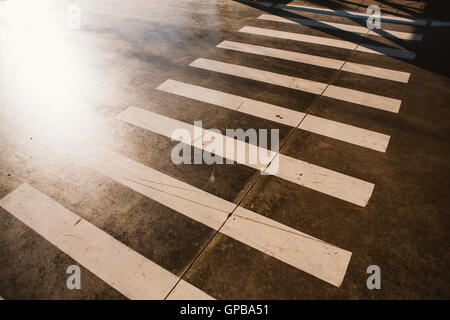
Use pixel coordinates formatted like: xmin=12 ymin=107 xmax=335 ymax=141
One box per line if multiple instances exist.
xmin=276 ymin=3 xmax=427 ymax=26
xmin=157 ymin=79 xmax=303 ymax=127
xmin=191 ymin=57 xmax=326 ymax=95
xmin=190 ymin=58 xmax=402 ymax=112
xmin=219 ymin=39 xmax=342 ymax=69
xmin=323 ymin=85 xmax=400 ymax=113
xmin=241 ymin=25 xmax=356 ymax=50
xmin=85 ymin=147 xmax=233 ymax=230
xmin=341 ymin=61 xmax=410 ymax=83
xmin=0 ymin=183 xmax=209 ymax=300
xmin=299 ymin=115 xmax=390 ymax=152
xmin=258 ymin=14 xmax=423 ymax=41
xmin=221 ymin=207 xmax=351 ymax=287
xmin=86 ymin=146 xmax=352 ymax=286
xmin=167 ymin=281 xmax=215 ymax=300
xmin=239 ymin=26 xmax=416 ymax=60
xmin=157 ymin=79 xmax=390 ymax=152
xmin=217 ymin=40 xmax=410 ymax=83
xmin=117 ymin=107 xmax=375 ymax=206
xmin=355 ymin=44 xmax=416 ymax=60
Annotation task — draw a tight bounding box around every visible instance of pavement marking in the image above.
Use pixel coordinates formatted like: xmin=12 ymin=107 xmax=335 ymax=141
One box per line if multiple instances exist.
xmin=0 ymin=183 xmax=209 ymax=300
xmin=85 ymin=147 xmax=233 ymax=231
xmin=275 ymin=3 xmax=427 ymax=26
xmin=87 ymin=146 xmax=352 ymax=286
xmin=157 ymin=79 xmax=304 ymax=127
xmin=217 ymin=40 xmax=410 ymax=83
xmin=340 ymin=61 xmax=410 ymax=83
xmin=299 ymin=114 xmax=390 ymax=152
xmin=157 ymin=79 xmax=391 ymax=152
xmin=190 ymin=58 xmax=402 ymax=112
xmin=191 ymin=57 xmax=326 ymax=95
xmin=117 ymin=107 xmax=375 ymax=206
xmin=167 ymin=281 xmax=215 ymax=300
xmin=258 ymin=14 xmax=423 ymax=41
xmin=221 ymin=206 xmax=352 ymax=287
xmin=322 ymin=85 xmax=401 ymax=113
xmin=239 ymin=26 xmax=416 ymax=60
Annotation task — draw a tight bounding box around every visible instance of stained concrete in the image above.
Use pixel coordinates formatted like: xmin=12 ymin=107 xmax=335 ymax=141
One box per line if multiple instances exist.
xmin=0 ymin=0 xmax=448 ymax=299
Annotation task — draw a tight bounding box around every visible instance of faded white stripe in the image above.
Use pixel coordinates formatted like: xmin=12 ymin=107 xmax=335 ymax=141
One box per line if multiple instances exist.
xmin=276 ymin=3 xmax=427 ymax=26
xmin=0 ymin=183 xmax=209 ymax=300
xmin=157 ymin=79 xmax=390 ymax=151
xmin=190 ymin=58 xmax=402 ymax=112
xmin=239 ymin=26 xmax=416 ymax=59
xmin=117 ymin=107 xmax=375 ymax=206
xmin=258 ymin=14 xmax=423 ymax=41
xmin=217 ymin=40 xmax=410 ymax=82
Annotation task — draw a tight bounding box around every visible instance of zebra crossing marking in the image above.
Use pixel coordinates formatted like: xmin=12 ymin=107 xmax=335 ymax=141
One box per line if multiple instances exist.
xmin=239 ymin=26 xmax=416 ymax=60
xmin=257 ymin=14 xmax=423 ymax=41
xmin=190 ymin=58 xmax=402 ymax=112
xmin=167 ymin=281 xmax=216 ymax=300
xmin=0 ymin=183 xmax=211 ymax=300
xmin=275 ymin=3 xmax=427 ymax=26
xmin=157 ymin=79 xmax=391 ymax=152
xmin=85 ymin=146 xmax=352 ymax=287
xmin=117 ymin=106 xmax=375 ymax=206
xmin=217 ymin=40 xmax=411 ymax=82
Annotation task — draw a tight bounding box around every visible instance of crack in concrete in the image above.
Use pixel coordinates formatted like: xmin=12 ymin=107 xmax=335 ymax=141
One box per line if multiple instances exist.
xmin=122 ymin=176 xmax=233 ymax=215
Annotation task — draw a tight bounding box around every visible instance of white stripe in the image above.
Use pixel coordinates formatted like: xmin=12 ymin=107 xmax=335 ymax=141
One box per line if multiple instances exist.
xmin=117 ymin=107 xmax=375 ymax=206
xmin=167 ymin=281 xmax=215 ymax=300
xmin=239 ymin=26 xmax=416 ymax=59
xmin=221 ymin=207 xmax=351 ymax=287
xmin=299 ymin=115 xmax=390 ymax=152
xmin=258 ymin=14 xmax=423 ymax=41
xmin=341 ymin=61 xmax=410 ymax=83
xmin=85 ymin=147 xmax=233 ymax=230
xmin=323 ymin=85 xmax=400 ymax=113
xmin=191 ymin=57 xmax=326 ymax=95
xmin=157 ymin=79 xmax=390 ymax=152
xmin=276 ymin=3 xmax=427 ymax=26
xmin=217 ymin=40 xmax=410 ymax=83
xmin=190 ymin=58 xmax=402 ymax=112
xmin=0 ymin=183 xmax=210 ymax=300
xmin=355 ymin=44 xmax=416 ymax=60
xmin=86 ymin=146 xmax=352 ymax=286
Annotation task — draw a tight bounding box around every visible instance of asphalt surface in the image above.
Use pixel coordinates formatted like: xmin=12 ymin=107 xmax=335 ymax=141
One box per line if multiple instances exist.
xmin=0 ymin=0 xmax=449 ymax=299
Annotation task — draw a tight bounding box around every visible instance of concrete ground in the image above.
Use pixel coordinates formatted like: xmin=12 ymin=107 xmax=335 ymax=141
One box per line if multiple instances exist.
xmin=0 ymin=0 xmax=448 ymax=299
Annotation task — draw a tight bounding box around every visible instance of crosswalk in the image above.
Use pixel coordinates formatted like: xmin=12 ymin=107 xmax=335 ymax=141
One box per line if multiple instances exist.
xmin=0 ymin=1 xmax=422 ymax=299
xmin=239 ymin=26 xmax=417 ymax=59
xmin=190 ymin=58 xmax=402 ymax=112
xmin=216 ymin=40 xmax=411 ymax=82
xmin=157 ymin=79 xmax=391 ymax=151
xmin=273 ymin=3 xmax=427 ymax=26
xmin=257 ymin=14 xmax=423 ymax=41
